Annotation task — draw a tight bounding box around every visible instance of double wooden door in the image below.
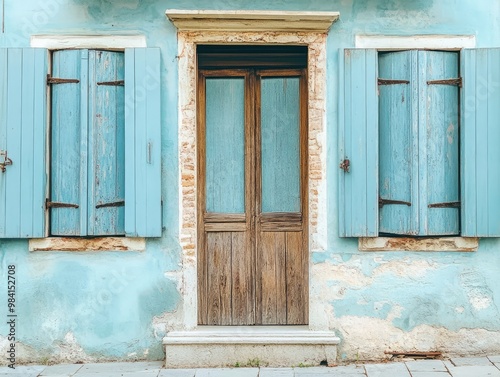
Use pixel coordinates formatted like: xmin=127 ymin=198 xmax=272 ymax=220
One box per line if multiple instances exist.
xmin=197 ymin=68 xmax=308 ymax=325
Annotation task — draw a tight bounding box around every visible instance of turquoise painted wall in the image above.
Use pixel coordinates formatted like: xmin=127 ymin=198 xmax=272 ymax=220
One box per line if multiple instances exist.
xmin=1 ymin=0 xmax=500 ymax=362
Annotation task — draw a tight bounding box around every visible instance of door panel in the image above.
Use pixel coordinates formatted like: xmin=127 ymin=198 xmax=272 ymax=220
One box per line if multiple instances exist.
xmin=230 ymin=231 xmax=255 ymax=325
xmin=259 ymin=231 xmax=287 ymax=324
xmin=256 ymin=230 xmax=307 ymax=325
xmin=261 ymin=77 xmax=301 ymax=213
xmin=285 ymin=231 xmax=307 ymax=325
xmin=205 ymin=231 xmax=254 ymax=325
xmin=206 ymin=232 xmax=232 ymax=325
xmin=205 ymin=78 xmax=246 ymax=214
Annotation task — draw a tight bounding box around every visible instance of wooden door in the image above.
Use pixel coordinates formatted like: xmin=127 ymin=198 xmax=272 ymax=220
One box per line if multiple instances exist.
xmin=198 ymin=68 xmax=308 ymax=325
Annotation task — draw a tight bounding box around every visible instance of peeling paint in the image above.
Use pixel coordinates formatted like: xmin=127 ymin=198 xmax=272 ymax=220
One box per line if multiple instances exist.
xmin=359 ymin=237 xmax=478 ymax=252
xmin=461 ymin=269 xmax=495 ymax=311
xmin=447 ymin=123 xmax=455 ymax=144
xmin=334 ymin=318 xmax=500 ymax=361
xmin=28 ymin=237 xmax=146 ymax=252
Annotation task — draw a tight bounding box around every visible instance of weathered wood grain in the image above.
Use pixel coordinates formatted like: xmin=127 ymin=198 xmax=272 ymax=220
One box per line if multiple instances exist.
xmin=205 ymin=223 xmax=247 ymax=232
xmin=207 ymin=232 xmax=232 ymax=325
xmin=51 ymin=49 xmax=85 ymax=236
xmin=422 ymin=50 xmax=459 ymax=235
xmin=204 ymin=213 xmax=246 ymax=223
xmin=88 ymin=50 xmax=125 ymax=236
xmin=231 ymin=231 xmax=254 ymax=324
xmin=259 ymin=232 xmax=287 ymax=324
xmin=197 ymin=71 xmax=208 ymax=325
xmin=260 ymin=222 xmax=303 ymax=232
xmin=378 ymin=50 xmax=460 ymax=236
xmin=286 ymin=231 xmax=307 ymax=324
xmin=378 ymin=50 xmax=415 ymax=235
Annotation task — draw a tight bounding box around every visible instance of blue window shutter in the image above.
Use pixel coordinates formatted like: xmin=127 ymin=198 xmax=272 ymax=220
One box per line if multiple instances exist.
xmin=340 ymin=49 xmax=378 ymax=237
xmin=51 ymin=49 xmax=88 ymax=236
xmin=461 ymin=48 xmax=500 ymax=237
xmin=378 ymin=50 xmax=417 ymax=235
xmin=124 ymin=48 xmax=161 ymax=237
xmin=420 ymin=51 xmax=460 ymax=236
xmin=0 ymin=48 xmax=47 ymax=238
xmin=88 ymin=50 xmax=125 ymax=236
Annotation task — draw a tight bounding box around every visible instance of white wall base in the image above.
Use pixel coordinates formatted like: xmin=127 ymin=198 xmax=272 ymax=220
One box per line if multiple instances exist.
xmin=163 ymin=327 xmax=340 ymax=368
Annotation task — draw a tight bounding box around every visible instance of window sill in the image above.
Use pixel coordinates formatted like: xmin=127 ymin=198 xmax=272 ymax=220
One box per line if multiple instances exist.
xmin=359 ymin=236 xmax=478 ymax=252
xmin=28 ymin=237 xmax=145 ymax=252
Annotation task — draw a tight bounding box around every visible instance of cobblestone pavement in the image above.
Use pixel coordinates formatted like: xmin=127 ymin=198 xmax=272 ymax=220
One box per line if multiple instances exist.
xmin=1 ymin=356 xmax=499 ymax=376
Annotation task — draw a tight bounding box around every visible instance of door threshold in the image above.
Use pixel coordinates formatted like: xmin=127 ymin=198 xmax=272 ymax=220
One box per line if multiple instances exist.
xmin=163 ymin=326 xmax=339 ymax=345
xmin=193 ymin=325 xmax=310 ymax=332
xmin=163 ymin=326 xmax=340 ymax=367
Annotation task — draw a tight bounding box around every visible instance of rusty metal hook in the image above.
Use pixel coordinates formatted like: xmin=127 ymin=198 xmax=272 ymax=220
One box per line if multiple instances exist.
xmin=0 ymin=150 xmax=12 ymax=173
xmin=339 ymin=158 xmax=350 ymax=173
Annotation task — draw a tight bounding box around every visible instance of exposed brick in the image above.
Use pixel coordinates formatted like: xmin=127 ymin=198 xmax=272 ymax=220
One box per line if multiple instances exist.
xmin=177 ymin=31 xmax=328 ymax=285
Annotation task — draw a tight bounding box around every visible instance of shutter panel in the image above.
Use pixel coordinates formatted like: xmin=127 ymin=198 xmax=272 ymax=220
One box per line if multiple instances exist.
xmin=461 ymin=48 xmax=500 ymax=237
xmin=50 ymin=49 xmax=88 ymax=236
xmin=339 ymin=49 xmax=378 ymax=237
xmin=421 ymin=51 xmax=460 ymax=236
xmin=0 ymin=48 xmax=47 ymax=238
xmin=378 ymin=50 xmax=417 ymax=235
xmin=88 ymin=50 xmax=125 ymax=236
xmin=124 ymin=48 xmax=161 ymax=237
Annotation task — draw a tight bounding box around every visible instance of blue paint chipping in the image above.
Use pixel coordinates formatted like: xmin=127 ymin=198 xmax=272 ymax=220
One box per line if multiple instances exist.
xmin=327 ymin=252 xmax=500 ymax=332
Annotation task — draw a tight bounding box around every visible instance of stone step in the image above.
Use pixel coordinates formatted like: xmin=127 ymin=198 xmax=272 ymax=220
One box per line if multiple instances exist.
xmin=163 ymin=326 xmax=340 ymax=368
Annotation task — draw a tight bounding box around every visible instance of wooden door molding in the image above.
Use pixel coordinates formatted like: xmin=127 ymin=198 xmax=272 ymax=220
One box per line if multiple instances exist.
xmin=176 ymin=32 xmax=328 ymax=331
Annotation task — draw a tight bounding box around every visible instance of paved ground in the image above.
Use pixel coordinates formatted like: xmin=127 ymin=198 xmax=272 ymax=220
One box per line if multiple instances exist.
xmin=1 ymin=356 xmax=499 ymax=377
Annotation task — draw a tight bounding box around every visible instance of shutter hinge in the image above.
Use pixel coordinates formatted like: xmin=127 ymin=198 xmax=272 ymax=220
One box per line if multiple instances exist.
xmin=378 ymin=78 xmax=410 ymax=85
xmin=96 ymin=200 xmax=125 ymax=209
xmin=379 ymin=197 xmax=412 ymax=208
xmin=0 ymin=150 xmax=13 ymax=173
xmin=427 ymin=78 xmax=462 ymax=87
xmin=428 ymin=201 xmax=461 ymax=208
xmin=339 ymin=158 xmax=350 ymax=172
xmin=97 ymin=80 xmax=124 ymax=86
xmin=47 ymin=74 xmax=80 ymax=85
xmin=46 ymin=199 xmax=79 ymax=208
